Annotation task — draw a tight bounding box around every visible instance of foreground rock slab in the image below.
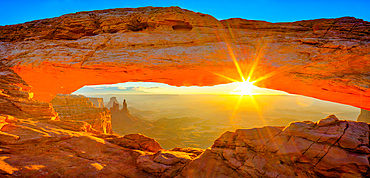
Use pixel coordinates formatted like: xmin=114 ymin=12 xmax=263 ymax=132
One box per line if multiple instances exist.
xmin=1 ymin=113 xmax=370 ymax=177
xmin=0 ymin=115 xmax=203 ymax=177
xmin=181 ymin=115 xmax=370 ymax=177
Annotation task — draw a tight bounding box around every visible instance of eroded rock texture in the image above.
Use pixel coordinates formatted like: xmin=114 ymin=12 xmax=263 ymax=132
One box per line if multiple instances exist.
xmin=0 ymin=64 xmax=57 ymax=120
xmin=2 ymin=111 xmax=370 ymax=177
xmin=0 ymin=7 xmax=368 ymax=110
xmin=0 ymin=115 xmax=205 ymax=177
xmin=51 ymin=94 xmax=112 ymax=134
xmin=89 ymin=97 xmax=105 ymax=108
xmin=181 ymin=115 xmax=370 ymax=177
xmin=0 ymin=68 xmax=200 ymax=176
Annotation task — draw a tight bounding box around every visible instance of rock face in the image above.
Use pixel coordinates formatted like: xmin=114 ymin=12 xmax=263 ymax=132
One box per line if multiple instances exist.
xmin=51 ymin=94 xmax=112 ymax=134
xmin=0 ymin=7 xmax=368 ymax=110
xmin=88 ymin=97 xmax=105 ymax=108
xmin=0 ymin=64 xmax=57 ymax=120
xmin=358 ymin=109 xmax=370 ymax=122
xmin=0 ymin=56 xmax=200 ymax=177
xmin=181 ymin=115 xmax=370 ymax=177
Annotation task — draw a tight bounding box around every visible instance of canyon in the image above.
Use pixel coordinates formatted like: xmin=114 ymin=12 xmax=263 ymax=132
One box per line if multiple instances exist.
xmin=0 ymin=6 xmax=370 ymax=177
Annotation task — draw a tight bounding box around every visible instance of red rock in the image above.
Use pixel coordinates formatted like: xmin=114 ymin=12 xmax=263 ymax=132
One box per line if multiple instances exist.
xmin=50 ymin=94 xmax=112 ymax=134
xmin=181 ymin=115 xmax=370 ymax=177
xmin=88 ymin=97 xmax=105 ymax=108
xmin=0 ymin=7 xmax=368 ymax=111
xmin=1 ymin=6 xmax=370 ymax=177
xmin=106 ymin=133 xmax=162 ymax=152
xmin=0 ymin=64 xmax=57 ymax=120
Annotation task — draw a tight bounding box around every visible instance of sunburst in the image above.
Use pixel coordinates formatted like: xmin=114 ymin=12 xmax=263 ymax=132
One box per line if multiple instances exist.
xmin=211 ymin=42 xmax=284 ymax=127
xmin=230 ymin=78 xmax=257 ymax=96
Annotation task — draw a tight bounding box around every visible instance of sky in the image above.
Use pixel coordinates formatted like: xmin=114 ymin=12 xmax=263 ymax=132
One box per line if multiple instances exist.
xmin=1 ymin=0 xmax=369 ymax=26
xmin=72 ymin=82 xmax=288 ymax=95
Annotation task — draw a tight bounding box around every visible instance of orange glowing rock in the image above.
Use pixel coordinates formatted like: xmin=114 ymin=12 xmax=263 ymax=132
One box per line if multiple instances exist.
xmin=0 ymin=7 xmax=369 ymax=110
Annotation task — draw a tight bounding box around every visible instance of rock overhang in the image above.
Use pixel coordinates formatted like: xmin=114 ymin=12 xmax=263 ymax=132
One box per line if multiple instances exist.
xmin=0 ymin=6 xmax=369 ymax=110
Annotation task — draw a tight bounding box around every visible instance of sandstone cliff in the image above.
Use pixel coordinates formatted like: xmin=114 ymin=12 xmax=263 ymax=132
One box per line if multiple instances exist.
xmin=0 ymin=7 xmax=368 ymax=111
xmin=89 ymin=97 xmax=105 ymax=108
xmin=51 ymin=94 xmax=112 ymax=134
xmin=0 ymin=64 xmax=57 ymax=120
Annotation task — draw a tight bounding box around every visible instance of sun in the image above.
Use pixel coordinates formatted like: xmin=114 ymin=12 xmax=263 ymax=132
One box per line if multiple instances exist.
xmin=231 ymin=78 xmax=257 ymax=95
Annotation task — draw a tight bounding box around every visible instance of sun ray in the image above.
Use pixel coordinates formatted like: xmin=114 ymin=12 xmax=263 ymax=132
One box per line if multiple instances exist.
xmin=226 ymin=43 xmax=245 ymax=81
xmin=249 ymin=95 xmax=266 ymax=125
xmin=230 ymin=95 xmax=243 ymax=126
xmin=252 ymin=65 xmax=297 ymax=84
xmin=211 ymin=71 xmax=240 ymax=83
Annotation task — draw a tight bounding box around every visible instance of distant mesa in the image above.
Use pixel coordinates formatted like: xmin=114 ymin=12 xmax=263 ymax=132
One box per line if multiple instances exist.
xmin=106 ymin=97 xmax=120 ymax=109
xmin=108 ymin=97 xmax=151 ymax=135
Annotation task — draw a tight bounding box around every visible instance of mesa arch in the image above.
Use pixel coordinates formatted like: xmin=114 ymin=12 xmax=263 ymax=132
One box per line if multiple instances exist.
xmin=0 ymin=7 xmax=369 ymax=110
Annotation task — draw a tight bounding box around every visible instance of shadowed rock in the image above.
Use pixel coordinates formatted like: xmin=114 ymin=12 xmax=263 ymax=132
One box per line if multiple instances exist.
xmin=358 ymin=109 xmax=370 ymax=122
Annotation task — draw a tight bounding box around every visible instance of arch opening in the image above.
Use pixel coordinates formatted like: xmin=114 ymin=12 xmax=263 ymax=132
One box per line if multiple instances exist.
xmin=69 ymin=82 xmax=360 ymax=149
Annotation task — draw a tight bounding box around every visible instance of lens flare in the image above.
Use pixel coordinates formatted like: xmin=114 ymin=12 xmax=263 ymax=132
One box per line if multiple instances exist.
xmin=209 ymin=41 xmax=284 ymax=127
xmin=231 ymin=78 xmax=257 ymax=96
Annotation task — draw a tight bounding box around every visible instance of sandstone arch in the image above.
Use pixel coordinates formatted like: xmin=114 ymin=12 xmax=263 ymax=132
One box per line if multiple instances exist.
xmin=0 ymin=7 xmax=369 ymax=110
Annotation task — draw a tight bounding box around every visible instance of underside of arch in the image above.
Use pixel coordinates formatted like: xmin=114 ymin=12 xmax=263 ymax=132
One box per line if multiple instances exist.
xmin=1 ymin=7 xmax=369 ymax=110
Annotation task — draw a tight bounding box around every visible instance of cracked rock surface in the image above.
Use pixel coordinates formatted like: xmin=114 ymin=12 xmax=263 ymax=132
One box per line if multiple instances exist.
xmin=0 ymin=115 xmax=203 ymax=177
xmin=180 ymin=115 xmax=370 ymax=177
